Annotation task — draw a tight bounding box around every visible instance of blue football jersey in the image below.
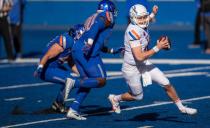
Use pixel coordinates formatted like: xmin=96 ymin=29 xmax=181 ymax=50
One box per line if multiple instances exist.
xmin=40 ymin=32 xmax=74 ymax=67
xmin=72 ymin=11 xmax=114 ymax=57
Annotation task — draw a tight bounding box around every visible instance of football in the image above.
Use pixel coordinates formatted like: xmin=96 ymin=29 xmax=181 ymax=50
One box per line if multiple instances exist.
xmin=158 ymin=35 xmax=171 ymax=50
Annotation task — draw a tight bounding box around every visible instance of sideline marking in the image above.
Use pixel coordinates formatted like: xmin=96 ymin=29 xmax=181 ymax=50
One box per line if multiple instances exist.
xmin=1 ymin=95 xmax=209 ymax=128
xmin=0 ymin=71 xmax=209 ymax=90
xmin=1 ymin=58 xmax=210 ymax=65
xmin=137 ymin=126 xmax=154 ymax=128
xmin=4 ymin=97 xmax=25 ymax=101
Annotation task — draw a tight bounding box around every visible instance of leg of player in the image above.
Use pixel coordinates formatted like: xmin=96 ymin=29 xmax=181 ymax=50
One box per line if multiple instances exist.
xmin=66 ymin=60 xmax=107 ymax=120
xmin=108 ymin=62 xmax=143 ymax=114
xmin=43 ymin=67 xmax=74 ymax=113
xmin=149 ymin=65 xmax=197 ymax=115
xmin=108 ymin=91 xmax=143 ymax=114
xmin=163 ymin=84 xmax=197 ymax=115
xmin=66 ymin=87 xmax=90 ymax=120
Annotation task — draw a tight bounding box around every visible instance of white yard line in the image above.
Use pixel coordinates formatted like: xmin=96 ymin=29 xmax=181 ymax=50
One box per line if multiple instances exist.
xmin=1 ymin=95 xmax=209 ymax=128
xmin=0 ymin=82 xmax=53 ymax=90
xmin=4 ymin=97 xmax=25 ymax=101
xmin=137 ymin=126 xmax=154 ymax=128
xmin=0 ymin=71 xmax=208 ymax=91
xmin=1 ymin=58 xmax=210 ymax=65
xmin=164 ymin=66 xmax=210 ymax=73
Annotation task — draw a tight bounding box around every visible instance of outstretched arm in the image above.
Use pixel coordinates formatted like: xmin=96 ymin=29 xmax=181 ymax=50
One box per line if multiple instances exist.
xmin=101 ymin=46 xmax=124 ymax=54
xmin=148 ymin=5 xmax=158 ymax=22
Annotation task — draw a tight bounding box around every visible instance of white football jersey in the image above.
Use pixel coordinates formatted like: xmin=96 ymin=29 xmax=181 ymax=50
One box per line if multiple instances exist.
xmin=123 ymin=23 xmax=150 ymax=65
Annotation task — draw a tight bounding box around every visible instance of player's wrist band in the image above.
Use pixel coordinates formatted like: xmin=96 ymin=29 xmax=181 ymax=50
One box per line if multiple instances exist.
xmin=110 ymin=48 xmax=114 ymax=54
xmin=152 ymin=46 xmax=160 ymax=53
xmin=149 ymin=13 xmax=155 ymax=19
xmin=38 ymin=64 xmax=43 ymax=69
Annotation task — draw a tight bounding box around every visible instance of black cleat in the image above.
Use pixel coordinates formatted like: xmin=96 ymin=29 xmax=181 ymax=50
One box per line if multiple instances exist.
xmin=51 ymin=101 xmax=67 ymax=113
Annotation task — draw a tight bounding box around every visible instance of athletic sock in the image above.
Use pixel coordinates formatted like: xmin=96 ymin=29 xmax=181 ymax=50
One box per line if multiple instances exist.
xmin=114 ymin=95 xmax=122 ymax=102
xmin=175 ymin=99 xmax=185 ymax=110
xmin=70 ymin=88 xmax=90 ymax=112
xmin=56 ymin=86 xmax=65 ymax=103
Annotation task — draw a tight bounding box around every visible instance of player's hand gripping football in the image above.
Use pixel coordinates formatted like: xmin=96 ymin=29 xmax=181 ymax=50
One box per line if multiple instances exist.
xmin=156 ymin=36 xmax=171 ymax=50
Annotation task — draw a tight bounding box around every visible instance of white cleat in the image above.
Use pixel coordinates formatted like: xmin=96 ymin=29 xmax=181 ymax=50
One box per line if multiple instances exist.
xmin=66 ymin=108 xmax=87 ymax=120
xmin=108 ymin=94 xmax=121 ymax=114
xmin=180 ymin=106 xmax=197 ymax=115
xmin=63 ymin=78 xmax=75 ymax=101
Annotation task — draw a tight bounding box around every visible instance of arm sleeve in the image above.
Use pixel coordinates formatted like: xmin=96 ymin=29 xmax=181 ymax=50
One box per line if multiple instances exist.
xmin=56 ymin=35 xmax=67 ymax=49
xmin=87 ymin=12 xmax=114 ymax=44
xmin=87 ymin=15 xmax=107 ymax=41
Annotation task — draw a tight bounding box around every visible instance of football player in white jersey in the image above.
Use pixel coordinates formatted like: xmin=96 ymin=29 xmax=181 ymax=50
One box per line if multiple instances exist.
xmin=108 ymin=4 xmax=197 ymax=115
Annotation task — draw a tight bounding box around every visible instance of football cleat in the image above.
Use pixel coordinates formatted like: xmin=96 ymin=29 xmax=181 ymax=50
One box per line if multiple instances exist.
xmin=108 ymin=94 xmax=121 ymax=114
xmin=66 ymin=108 xmax=87 ymax=120
xmin=180 ymin=106 xmax=197 ymax=115
xmin=63 ymin=78 xmax=75 ymax=101
xmin=51 ymin=101 xmax=67 ymax=113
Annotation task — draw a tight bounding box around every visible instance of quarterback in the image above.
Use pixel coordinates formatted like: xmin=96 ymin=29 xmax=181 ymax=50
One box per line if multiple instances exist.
xmin=108 ymin=4 xmax=197 ymax=115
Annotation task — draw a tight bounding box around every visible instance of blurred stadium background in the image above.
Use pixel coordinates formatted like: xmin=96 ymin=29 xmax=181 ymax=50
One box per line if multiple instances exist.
xmin=0 ymin=0 xmax=199 ymax=58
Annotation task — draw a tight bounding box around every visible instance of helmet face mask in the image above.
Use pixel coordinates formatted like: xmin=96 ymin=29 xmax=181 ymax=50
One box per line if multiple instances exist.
xmin=74 ymin=24 xmax=85 ymax=40
xmin=129 ymin=4 xmax=149 ymax=28
xmin=68 ymin=24 xmax=85 ymax=40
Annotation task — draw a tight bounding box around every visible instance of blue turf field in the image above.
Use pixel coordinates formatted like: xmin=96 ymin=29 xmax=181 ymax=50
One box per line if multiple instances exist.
xmin=0 ymin=0 xmax=210 ymax=128
xmin=0 ymin=29 xmax=210 ymax=128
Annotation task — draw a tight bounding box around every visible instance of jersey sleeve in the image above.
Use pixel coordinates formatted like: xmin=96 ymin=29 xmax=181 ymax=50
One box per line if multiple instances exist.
xmin=56 ymin=33 xmax=73 ymax=50
xmin=87 ymin=12 xmax=114 ymax=42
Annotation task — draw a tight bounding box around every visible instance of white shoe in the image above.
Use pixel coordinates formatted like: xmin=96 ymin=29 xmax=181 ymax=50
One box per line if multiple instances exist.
xmin=180 ymin=106 xmax=197 ymax=115
xmin=108 ymin=94 xmax=121 ymax=114
xmin=63 ymin=78 xmax=75 ymax=101
xmin=66 ymin=108 xmax=87 ymax=120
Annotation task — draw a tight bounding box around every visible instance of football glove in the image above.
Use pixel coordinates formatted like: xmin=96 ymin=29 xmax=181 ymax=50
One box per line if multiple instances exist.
xmin=111 ymin=47 xmax=125 ymax=54
xmin=34 ymin=65 xmax=43 ymax=78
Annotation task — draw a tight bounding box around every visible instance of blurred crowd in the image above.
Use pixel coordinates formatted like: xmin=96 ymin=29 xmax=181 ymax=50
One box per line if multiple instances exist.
xmin=0 ymin=0 xmax=25 ymax=62
xmin=190 ymin=0 xmax=210 ymax=54
xmin=0 ymin=0 xmax=210 ymax=63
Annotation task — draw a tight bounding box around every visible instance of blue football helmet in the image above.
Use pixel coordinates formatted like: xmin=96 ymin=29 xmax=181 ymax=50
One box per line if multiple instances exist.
xmin=97 ymin=0 xmax=117 ymax=17
xmin=68 ymin=24 xmax=85 ymax=40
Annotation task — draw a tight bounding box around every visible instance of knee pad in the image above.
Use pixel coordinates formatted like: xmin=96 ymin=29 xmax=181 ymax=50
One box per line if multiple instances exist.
xmin=132 ymin=93 xmax=143 ymax=100
xmin=97 ymin=78 xmax=106 ymax=87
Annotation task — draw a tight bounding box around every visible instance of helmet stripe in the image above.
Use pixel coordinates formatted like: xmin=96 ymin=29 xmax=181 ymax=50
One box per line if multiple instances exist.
xmin=106 ymin=11 xmax=111 ymax=22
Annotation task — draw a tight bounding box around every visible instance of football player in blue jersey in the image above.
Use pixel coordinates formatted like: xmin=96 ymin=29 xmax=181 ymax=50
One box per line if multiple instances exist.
xmin=65 ymin=0 xmax=119 ymax=120
xmin=34 ymin=24 xmax=85 ymax=113
xmin=34 ymin=23 xmax=123 ymax=114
